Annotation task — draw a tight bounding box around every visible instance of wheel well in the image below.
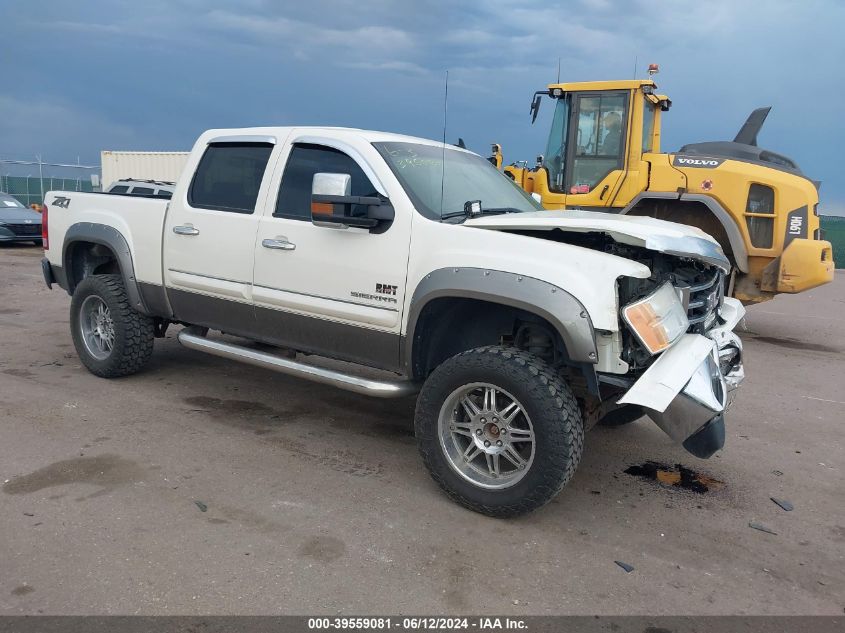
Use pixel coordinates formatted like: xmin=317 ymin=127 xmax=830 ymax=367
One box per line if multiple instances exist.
xmin=410 ymin=297 xmax=568 ymax=381
xmin=66 ymin=240 xmax=121 ymax=293
xmin=626 ymin=199 xmax=736 ymax=264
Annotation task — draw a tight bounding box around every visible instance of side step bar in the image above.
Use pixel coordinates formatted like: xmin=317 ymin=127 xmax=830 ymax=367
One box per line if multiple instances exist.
xmin=177 ymin=327 xmax=419 ymax=399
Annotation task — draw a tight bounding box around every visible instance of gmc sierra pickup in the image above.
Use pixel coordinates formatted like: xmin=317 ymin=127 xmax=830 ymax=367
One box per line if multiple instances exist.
xmin=41 ymin=127 xmax=745 ymax=517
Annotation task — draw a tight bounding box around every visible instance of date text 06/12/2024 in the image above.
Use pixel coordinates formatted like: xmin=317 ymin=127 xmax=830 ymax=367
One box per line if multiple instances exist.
xmin=307 ymin=617 xmax=528 ymax=630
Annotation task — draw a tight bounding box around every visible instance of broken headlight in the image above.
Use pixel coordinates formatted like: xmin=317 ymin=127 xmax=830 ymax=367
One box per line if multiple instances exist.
xmin=622 ymin=282 xmax=689 ymax=355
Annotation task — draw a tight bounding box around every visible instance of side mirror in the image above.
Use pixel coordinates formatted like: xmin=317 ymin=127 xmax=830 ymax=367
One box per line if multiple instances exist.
xmin=311 ymin=172 xmax=394 ymax=231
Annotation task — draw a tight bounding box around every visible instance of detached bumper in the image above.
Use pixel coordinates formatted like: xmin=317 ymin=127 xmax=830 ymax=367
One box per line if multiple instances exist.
xmin=618 ymin=298 xmax=745 ymax=459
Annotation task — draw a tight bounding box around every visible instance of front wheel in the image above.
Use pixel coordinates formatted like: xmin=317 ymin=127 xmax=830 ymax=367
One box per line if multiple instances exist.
xmin=70 ymin=274 xmax=155 ymax=378
xmin=415 ymin=346 xmax=584 ymax=517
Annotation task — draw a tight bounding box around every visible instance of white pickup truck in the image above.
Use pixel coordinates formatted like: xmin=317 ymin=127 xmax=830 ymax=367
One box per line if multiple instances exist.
xmin=41 ymin=126 xmax=745 ymax=517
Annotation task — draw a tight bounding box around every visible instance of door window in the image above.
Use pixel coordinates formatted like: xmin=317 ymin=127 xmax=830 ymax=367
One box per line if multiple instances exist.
xmin=543 ymin=96 xmax=570 ymax=193
xmin=569 ymin=93 xmax=627 ymax=193
xmin=275 ymin=143 xmax=377 ymax=220
xmin=189 ymin=142 xmax=274 ymax=213
xmin=642 ymin=99 xmax=656 ymax=153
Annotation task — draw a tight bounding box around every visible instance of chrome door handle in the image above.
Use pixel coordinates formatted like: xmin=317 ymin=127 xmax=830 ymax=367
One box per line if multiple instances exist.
xmin=173 ymin=225 xmax=200 ymax=236
xmin=262 ymin=237 xmax=296 ymax=251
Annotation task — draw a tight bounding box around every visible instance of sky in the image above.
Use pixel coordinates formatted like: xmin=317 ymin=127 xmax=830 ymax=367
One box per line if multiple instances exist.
xmin=2 ymin=0 xmax=844 ymax=214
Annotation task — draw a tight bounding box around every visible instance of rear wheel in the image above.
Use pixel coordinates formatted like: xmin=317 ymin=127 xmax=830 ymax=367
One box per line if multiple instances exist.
xmin=415 ymin=346 xmax=584 ymax=517
xmin=70 ymin=274 xmax=154 ymax=378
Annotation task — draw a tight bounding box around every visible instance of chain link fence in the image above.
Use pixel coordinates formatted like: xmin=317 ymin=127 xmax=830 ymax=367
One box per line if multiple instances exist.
xmin=1 ymin=158 xmax=99 ymax=207
xmin=820 ymin=215 xmax=844 ymax=269
xmin=0 ymin=175 xmax=95 ymax=207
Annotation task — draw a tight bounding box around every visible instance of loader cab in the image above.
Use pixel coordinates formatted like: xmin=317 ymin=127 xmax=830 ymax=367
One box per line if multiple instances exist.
xmin=515 ymin=80 xmax=670 ymax=211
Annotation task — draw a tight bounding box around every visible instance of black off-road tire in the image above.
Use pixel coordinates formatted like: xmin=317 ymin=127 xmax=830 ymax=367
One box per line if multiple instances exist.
xmin=598 ymin=405 xmax=645 ymax=427
xmin=415 ymin=346 xmax=584 ymax=518
xmin=70 ymin=274 xmax=155 ymax=378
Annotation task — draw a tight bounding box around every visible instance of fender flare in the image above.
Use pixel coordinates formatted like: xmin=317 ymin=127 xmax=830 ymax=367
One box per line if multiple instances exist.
xmin=620 ymin=193 xmax=749 ymax=273
xmin=62 ymin=222 xmax=149 ymax=314
xmin=404 ymin=267 xmax=598 ymax=371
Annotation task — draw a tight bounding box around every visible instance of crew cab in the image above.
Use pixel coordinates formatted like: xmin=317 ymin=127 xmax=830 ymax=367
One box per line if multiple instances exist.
xmin=40 ymin=127 xmax=745 ymax=517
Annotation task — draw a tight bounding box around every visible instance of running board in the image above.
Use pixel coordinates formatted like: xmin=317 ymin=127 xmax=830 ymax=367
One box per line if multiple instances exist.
xmin=177 ymin=327 xmax=419 ymax=398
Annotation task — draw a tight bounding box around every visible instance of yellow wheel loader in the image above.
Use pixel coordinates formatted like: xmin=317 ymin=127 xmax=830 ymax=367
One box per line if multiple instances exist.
xmin=493 ymin=76 xmax=834 ymax=302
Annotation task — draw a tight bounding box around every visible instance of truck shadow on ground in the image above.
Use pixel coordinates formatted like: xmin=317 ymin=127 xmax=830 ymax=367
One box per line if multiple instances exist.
xmin=123 ymin=336 xmax=735 ymax=522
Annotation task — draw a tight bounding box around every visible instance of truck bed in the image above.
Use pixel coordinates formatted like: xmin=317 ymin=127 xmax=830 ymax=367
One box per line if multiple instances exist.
xmin=44 ymin=191 xmax=169 ymax=286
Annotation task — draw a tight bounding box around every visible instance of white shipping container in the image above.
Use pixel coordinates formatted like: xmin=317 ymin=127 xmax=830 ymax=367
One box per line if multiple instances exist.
xmin=101 ymin=151 xmax=190 ymax=189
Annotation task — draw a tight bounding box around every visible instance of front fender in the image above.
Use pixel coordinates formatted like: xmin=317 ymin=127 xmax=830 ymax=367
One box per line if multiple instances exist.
xmin=405 ymin=267 xmax=598 ymax=369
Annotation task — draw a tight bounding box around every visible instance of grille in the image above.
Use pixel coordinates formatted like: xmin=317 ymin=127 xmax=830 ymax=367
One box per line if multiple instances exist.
xmin=6 ymin=223 xmax=41 ymax=236
xmin=682 ymin=269 xmax=723 ymax=329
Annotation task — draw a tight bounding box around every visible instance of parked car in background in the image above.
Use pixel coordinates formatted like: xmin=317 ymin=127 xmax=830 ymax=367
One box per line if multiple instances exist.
xmin=0 ymin=192 xmax=42 ymax=245
xmin=106 ymin=179 xmax=174 ymax=198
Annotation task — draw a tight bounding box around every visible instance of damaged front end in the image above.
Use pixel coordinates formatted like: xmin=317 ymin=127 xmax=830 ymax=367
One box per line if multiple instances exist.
xmin=613 ymin=249 xmax=744 ymax=459
xmin=618 ymin=299 xmax=744 ymax=458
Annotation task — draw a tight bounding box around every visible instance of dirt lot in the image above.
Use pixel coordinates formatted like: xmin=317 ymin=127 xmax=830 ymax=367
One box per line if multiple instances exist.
xmin=1 ymin=244 xmax=843 ymax=615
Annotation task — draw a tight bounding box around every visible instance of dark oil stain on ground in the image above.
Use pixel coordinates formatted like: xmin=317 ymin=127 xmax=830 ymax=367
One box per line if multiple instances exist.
xmin=749 ymin=335 xmax=841 ymax=354
xmin=216 ymin=504 xmax=289 ymax=535
xmin=11 ymin=585 xmax=34 ymax=596
xmin=183 ymin=395 xmax=310 ymax=434
xmin=186 ymin=394 xmax=413 ymax=448
xmin=1 ymin=368 xmax=35 ymax=379
xmin=2 ymin=454 xmax=145 ymax=495
xmin=269 ymin=437 xmax=384 ymax=477
xmin=298 ymin=535 xmax=347 ymax=563
xmin=625 ymin=461 xmax=724 ymax=494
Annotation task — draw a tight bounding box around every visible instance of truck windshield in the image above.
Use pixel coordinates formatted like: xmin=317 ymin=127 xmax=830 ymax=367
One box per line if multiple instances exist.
xmin=374 ymin=142 xmax=542 ymax=221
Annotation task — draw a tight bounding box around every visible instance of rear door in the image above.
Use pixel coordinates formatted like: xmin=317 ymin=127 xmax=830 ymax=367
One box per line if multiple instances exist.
xmin=251 ymin=136 xmax=411 ymax=371
xmin=162 ymin=135 xmax=278 ymax=331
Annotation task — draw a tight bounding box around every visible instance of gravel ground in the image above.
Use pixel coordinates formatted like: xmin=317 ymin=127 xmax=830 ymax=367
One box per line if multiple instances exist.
xmin=1 ymin=244 xmax=843 ymax=615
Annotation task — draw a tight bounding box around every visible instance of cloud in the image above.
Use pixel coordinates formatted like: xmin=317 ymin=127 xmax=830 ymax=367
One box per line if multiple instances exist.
xmin=340 ymin=61 xmax=430 ymax=75
xmin=0 ymin=96 xmax=138 ymax=162
xmin=204 ymin=9 xmax=417 ymax=65
xmin=37 ymin=20 xmax=124 ymax=34
xmin=2 ymin=0 xmax=843 ymax=207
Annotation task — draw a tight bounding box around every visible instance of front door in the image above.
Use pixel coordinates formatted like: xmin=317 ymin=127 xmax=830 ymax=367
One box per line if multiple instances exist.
xmin=162 ymin=137 xmax=276 ymax=331
xmin=563 ymin=91 xmax=629 ymax=209
xmin=251 ymin=139 xmax=411 ymax=371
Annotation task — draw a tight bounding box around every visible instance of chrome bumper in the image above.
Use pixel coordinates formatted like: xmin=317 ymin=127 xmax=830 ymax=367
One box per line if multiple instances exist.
xmin=618 ymin=298 xmax=745 ymax=458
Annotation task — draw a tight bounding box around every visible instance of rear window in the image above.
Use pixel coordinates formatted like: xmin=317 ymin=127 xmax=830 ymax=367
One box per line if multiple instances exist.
xmin=131 ymin=187 xmax=154 ymax=195
xmin=189 ymin=142 xmax=274 ymax=213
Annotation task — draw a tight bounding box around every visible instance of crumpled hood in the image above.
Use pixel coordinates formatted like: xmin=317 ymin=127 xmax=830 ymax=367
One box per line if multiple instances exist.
xmin=463 ymin=210 xmax=730 ymax=271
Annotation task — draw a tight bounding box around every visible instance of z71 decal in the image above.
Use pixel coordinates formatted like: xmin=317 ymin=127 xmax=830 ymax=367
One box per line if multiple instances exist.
xmin=52 ymin=196 xmax=71 ymax=208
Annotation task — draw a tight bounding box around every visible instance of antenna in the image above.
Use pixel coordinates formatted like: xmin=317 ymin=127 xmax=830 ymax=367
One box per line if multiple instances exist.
xmin=439 ymin=70 xmax=448 ymax=217
xmin=556 ymin=57 xmax=561 ymax=83
xmin=633 ymin=55 xmax=638 ymax=79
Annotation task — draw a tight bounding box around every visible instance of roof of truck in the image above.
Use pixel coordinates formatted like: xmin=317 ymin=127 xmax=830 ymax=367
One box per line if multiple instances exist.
xmin=198 ymin=126 xmax=473 ymax=152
